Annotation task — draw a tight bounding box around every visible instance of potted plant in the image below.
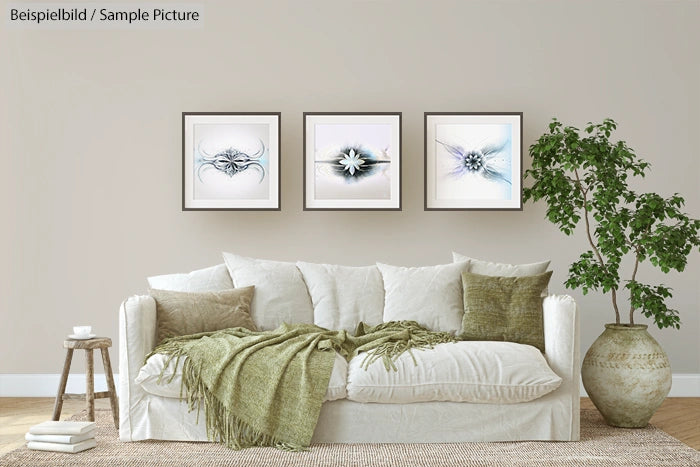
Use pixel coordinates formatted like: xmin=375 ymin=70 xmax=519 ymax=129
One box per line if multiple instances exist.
xmin=523 ymin=118 xmax=700 ymax=427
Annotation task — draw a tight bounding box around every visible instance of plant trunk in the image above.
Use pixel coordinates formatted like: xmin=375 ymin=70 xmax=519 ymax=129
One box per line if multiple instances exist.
xmin=611 ymin=289 xmax=621 ymax=325
xmin=628 ymin=254 xmax=641 ymax=325
xmin=574 ymin=169 xmax=621 ymax=324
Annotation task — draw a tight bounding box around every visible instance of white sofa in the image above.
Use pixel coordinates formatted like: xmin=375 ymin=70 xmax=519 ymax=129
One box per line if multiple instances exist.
xmin=119 ymin=295 xmax=579 ymax=443
xmin=119 ymin=259 xmax=580 ymax=444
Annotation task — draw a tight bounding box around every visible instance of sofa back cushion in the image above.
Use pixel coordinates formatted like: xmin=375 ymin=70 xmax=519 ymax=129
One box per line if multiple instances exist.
xmin=147 ymin=264 xmax=233 ymax=292
xmin=452 ymin=252 xmax=551 ymax=277
xmin=377 ymin=261 xmax=469 ymax=333
xmin=149 ymin=287 xmax=257 ymax=343
xmin=452 ymin=252 xmax=551 ymax=296
xmin=297 ymin=262 xmax=384 ymax=333
xmin=223 ymin=252 xmax=314 ymax=330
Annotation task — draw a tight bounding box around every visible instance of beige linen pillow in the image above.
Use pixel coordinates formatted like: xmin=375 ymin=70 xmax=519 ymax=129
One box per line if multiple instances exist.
xmin=459 ymin=271 xmax=552 ymax=352
xmin=150 ymin=287 xmax=257 ymax=343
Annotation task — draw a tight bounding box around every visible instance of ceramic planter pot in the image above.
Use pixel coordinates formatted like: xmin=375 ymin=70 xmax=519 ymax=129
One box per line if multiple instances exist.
xmin=581 ymin=323 xmax=671 ymax=428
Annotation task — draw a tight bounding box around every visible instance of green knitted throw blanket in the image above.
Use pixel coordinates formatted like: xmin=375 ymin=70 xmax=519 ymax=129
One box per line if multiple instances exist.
xmin=147 ymin=320 xmax=455 ymax=451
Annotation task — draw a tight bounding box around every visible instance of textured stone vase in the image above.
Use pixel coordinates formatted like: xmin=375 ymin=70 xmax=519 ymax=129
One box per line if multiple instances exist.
xmin=581 ymin=324 xmax=671 ymax=428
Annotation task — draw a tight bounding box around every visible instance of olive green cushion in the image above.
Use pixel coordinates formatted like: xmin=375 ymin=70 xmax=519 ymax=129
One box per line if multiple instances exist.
xmin=459 ymin=271 xmax=553 ymax=352
xmin=150 ymin=287 xmax=257 ymax=343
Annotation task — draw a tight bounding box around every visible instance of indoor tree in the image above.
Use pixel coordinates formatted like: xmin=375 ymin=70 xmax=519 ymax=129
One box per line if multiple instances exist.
xmin=523 ymin=118 xmax=700 ymax=330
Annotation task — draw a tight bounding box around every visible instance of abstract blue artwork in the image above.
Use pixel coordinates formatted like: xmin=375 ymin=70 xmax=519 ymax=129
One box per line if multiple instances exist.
xmin=425 ymin=113 xmax=522 ymax=210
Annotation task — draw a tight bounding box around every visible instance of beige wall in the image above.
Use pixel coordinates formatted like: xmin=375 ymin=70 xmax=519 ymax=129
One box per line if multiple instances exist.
xmin=1 ymin=0 xmax=698 ymax=375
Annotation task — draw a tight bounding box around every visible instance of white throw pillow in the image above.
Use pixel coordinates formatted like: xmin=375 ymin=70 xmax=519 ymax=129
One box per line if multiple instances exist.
xmin=452 ymin=252 xmax=550 ymax=276
xmin=377 ymin=261 xmax=469 ymax=333
xmin=346 ymin=341 xmax=562 ymax=404
xmin=222 ymin=253 xmax=313 ymax=330
xmin=137 ymin=351 xmax=348 ymax=402
xmin=147 ymin=264 xmax=233 ymax=292
xmin=297 ymin=262 xmax=384 ymax=333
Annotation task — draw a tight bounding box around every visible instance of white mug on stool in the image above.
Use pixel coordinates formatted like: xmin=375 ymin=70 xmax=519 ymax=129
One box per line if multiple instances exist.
xmin=73 ymin=326 xmax=92 ymax=338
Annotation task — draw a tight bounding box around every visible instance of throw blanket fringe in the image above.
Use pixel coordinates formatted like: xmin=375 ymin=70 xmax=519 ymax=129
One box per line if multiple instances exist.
xmin=147 ymin=321 xmax=456 ymax=451
xmin=354 ymin=321 xmax=457 ymax=371
xmin=183 ymin=355 xmax=307 ymax=452
xmin=200 ymin=370 xmax=302 ymax=451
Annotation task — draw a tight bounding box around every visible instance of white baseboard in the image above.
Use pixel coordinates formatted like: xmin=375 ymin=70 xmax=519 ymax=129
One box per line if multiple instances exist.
xmin=579 ymin=373 xmax=700 ymax=398
xmin=1 ymin=372 xmax=698 ymax=397
xmin=0 ymin=374 xmax=121 ymax=397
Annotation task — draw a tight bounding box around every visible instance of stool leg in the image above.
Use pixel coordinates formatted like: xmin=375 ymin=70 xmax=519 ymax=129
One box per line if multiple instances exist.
xmin=100 ymin=347 xmax=119 ymax=429
xmin=52 ymin=349 xmax=73 ymax=421
xmin=86 ymin=349 xmax=95 ymax=422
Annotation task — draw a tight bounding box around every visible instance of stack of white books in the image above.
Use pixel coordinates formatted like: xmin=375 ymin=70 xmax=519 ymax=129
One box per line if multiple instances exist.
xmin=26 ymin=421 xmax=97 ymax=453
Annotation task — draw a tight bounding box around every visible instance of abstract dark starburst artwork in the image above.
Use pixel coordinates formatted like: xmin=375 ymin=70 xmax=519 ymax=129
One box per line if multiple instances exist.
xmin=304 ymin=113 xmax=401 ymax=210
xmin=317 ymin=145 xmax=390 ymax=182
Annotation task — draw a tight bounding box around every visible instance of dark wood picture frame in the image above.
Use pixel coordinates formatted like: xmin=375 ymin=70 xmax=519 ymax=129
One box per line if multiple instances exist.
xmin=182 ymin=112 xmax=281 ymax=211
xmin=424 ymin=112 xmax=523 ymax=211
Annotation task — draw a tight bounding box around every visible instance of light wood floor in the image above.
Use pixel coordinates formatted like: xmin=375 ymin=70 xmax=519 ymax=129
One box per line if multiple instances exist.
xmin=0 ymin=398 xmax=111 ymax=456
xmin=580 ymin=398 xmax=699 ymax=449
xmin=1 ymin=398 xmax=697 ymax=455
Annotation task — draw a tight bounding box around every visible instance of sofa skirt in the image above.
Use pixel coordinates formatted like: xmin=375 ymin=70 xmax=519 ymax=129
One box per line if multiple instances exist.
xmin=120 ymin=389 xmax=578 ymax=443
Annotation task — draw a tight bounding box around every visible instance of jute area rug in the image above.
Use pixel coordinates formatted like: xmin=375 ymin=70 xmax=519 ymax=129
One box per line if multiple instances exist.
xmin=1 ymin=409 xmax=698 ymax=467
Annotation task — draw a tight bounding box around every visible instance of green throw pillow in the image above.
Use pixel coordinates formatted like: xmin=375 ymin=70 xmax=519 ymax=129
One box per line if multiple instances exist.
xmin=150 ymin=286 xmax=257 ymax=344
xmin=459 ymin=270 xmax=553 ymax=352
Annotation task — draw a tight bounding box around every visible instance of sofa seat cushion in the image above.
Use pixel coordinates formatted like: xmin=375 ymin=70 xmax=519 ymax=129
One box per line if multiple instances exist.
xmin=135 ymin=351 xmax=348 ymax=402
xmin=346 ymin=341 xmax=562 ymax=404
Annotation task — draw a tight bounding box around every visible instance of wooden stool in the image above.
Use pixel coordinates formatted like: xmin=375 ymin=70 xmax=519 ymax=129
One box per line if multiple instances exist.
xmin=52 ymin=337 xmax=119 ymax=429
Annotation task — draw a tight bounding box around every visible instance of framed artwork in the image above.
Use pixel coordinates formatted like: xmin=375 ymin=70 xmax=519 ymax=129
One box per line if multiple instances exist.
xmin=304 ymin=112 xmax=401 ymax=210
xmin=182 ymin=112 xmax=280 ymax=210
xmin=424 ymin=112 xmax=523 ymax=210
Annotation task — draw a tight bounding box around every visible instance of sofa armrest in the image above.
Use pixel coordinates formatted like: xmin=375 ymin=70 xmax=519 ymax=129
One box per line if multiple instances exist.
xmin=543 ymin=295 xmax=580 ymax=383
xmin=543 ymin=294 xmax=580 ymax=438
xmin=118 ymin=295 xmax=157 ymax=441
